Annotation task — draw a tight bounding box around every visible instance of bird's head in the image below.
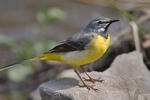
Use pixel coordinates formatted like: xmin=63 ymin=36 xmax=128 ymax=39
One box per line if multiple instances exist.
xmin=83 ymin=18 xmax=119 ymax=38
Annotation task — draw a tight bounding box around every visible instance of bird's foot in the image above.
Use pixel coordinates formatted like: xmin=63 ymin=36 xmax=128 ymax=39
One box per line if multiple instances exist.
xmin=78 ymin=84 xmax=98 ymax=91
xmin=83 ymin=77 xmax=104 ymax=83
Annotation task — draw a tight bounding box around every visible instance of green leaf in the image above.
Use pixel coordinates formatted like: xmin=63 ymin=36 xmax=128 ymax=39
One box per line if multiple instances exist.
xmin=37 ymin=8 xmax=66 ymax=23
xmin=0 ymin=35 xmax=14 ymax=47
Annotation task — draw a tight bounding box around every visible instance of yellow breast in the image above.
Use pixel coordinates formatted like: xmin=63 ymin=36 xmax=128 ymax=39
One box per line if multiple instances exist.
xmin=62 ymin=34 xmax=110 ymax=67
xmin=86 ymin=34 xmax=110 ymax=62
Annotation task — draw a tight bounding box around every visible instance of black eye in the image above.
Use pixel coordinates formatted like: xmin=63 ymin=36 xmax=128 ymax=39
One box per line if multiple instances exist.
xmin=97 ymin=21 xmax=102 ymax=24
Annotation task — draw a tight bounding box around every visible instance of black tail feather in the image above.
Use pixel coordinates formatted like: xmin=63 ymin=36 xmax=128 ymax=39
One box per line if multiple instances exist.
xmin=0 ymin=56 xmax=40 ymax=71
xmin=0 ymin=58 xmax=36 ymax=71
xmin=0 ymin=62 xmax=21 ymax=71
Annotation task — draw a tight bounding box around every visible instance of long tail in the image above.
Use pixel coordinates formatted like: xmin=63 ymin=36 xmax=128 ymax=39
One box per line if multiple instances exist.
xmin=0 ymin=53 xmax=63 ymax=71
xmin=0 ymin=57 xmax=39 ymax=71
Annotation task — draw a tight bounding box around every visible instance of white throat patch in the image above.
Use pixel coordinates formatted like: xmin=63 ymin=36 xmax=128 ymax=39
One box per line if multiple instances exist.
xmin=98 ymin=28 xmax=105 ymax=32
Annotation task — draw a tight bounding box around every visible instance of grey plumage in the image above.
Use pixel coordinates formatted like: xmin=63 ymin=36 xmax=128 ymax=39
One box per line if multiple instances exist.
xmin=45 ymin=18 xmax=119 ymax=53
xmin=46 ymin=32 xmax=93 ymax=53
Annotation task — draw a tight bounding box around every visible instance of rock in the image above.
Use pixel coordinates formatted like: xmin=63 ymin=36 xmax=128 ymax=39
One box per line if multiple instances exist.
xmin=104 ymin=51 xmax=150 ymax=77
xmin=40 ymin=78 xmax=78 ymax=100
xmin=57 ymin=69 xmax=77 ymax=79
xmin=39 ymin=51 xmax=150 ymax=100
xmin=30 ymin=89 xmax=41 ymax=100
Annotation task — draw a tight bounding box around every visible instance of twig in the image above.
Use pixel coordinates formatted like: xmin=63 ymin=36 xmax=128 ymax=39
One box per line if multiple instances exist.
xmin=129 ymin=22 xmax=141 ymax=52
xmin=136 ymin=14 xmax=150 ymax=24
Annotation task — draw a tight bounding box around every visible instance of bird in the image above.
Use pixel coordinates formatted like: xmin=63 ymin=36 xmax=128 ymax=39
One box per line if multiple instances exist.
xmin=0 ymin=18 xmax=119 ymax=91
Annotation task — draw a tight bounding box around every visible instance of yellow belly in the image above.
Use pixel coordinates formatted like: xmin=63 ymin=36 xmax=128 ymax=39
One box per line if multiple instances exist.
xmin=62 ymin=34 xmax=110 ymax=67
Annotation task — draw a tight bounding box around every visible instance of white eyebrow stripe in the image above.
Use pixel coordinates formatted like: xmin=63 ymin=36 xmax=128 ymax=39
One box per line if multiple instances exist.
xmin=93 ymin=20 xmax=100 ymax=23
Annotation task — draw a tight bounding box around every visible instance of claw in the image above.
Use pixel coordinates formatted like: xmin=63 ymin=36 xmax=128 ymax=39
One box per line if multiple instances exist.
xmin=83 ymin=77 xmax=104 ymax=83
xmin=78 ymin=84 xmax=98 ymax=91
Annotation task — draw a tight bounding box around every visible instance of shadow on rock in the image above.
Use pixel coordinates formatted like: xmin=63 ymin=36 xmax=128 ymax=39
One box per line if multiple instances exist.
xmin=40 ymin=78 xmax=78 ymax=91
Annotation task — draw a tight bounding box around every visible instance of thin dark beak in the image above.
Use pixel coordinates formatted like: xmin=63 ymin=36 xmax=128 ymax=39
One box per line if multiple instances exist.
xmin=110 ymin=19 xmax=120 ymax=23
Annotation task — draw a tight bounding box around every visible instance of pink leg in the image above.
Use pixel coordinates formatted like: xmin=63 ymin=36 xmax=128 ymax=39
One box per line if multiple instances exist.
xmin=80 ymin=66 xmax=103 ymax=83
xmin=74 ymin=68 xmax=98 ymax=91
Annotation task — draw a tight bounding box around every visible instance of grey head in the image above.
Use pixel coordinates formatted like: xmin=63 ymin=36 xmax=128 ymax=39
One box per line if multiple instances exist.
xmin=83 ymin=18 xmax=119 ymax=38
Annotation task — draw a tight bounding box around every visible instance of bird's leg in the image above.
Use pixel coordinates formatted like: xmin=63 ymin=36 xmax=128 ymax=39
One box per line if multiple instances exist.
xmin=80 ymin=66 xmax=103 ymax=83
xmin=73 ymin=68 xmax=98 ymax=91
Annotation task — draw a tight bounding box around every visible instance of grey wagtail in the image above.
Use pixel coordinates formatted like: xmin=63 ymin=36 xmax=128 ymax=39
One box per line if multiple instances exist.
xmin=0 ymin=18 xmax=119 ymax=91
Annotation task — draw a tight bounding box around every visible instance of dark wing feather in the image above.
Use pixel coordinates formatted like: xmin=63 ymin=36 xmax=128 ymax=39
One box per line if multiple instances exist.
xmin=47 ymin=39 xmax=84 ymax=53
xmin=45 ymin=34 xmax=92 ymax=53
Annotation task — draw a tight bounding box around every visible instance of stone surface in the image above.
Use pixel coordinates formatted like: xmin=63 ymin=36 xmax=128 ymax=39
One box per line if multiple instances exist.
xmin=39 ymin=51 xmax=150 ymax=100
xmin=30 ymin=89 xmax=41 ymax=100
